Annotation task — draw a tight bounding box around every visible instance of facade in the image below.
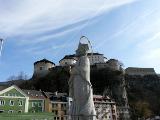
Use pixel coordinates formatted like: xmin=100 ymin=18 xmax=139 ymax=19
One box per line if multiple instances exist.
xmin=33 ymin=59 xmax=55 ymax=78
xmin=0 ymin=85 xmax=51 ymax=113
xmin=94 ymin=59 xmax=121 ymax=71
xmin=88 ymin=53 xmax=105 ymax=65
xmin=59 ymin=55 xmax=77 ymax=67
xmin=59 ymin=53 xmax=106 ymax=66
xmin=50 ymin=93 xmax=69 ymax=120
xmin=93 ymin=95 xmax=118 ymax=120
xmin=125 ymin=67 xmax=156 ymax=76
xmin=0 ymin=85 xmax=29 ymax=113
xmin=23 ymin=90 xmax=46 ymax=113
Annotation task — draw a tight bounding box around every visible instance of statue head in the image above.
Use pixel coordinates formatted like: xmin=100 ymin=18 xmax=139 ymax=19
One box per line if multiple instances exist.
xmin=76 ymin=43 xmax=89 ymax=56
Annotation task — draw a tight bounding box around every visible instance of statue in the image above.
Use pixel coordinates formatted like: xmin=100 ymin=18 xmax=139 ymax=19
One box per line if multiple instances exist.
xmin=69 ymin=36 xmax=96 ymax=120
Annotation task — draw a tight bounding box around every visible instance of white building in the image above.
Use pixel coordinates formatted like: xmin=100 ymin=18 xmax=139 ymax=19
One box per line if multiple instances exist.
xmin=59 ymin=53 xmax=106 ymax=66
xmin=59 ymin=55 xmax=77 ymax=67
xmin=33 ymin=59 xmax=55 ymax=78
xmin=93 ymin=95 xmax=118 ymax=120
xmin=88 ymin=53 xmax=105 ymax=65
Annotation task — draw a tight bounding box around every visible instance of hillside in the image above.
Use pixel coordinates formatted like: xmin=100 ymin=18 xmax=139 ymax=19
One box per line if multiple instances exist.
xmin=6 ymin=66 xmax=160 ymax=119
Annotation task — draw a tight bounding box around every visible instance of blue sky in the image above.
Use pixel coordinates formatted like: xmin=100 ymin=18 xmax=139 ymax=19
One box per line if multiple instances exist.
xmin=0 ymin=0 xmax=160 ymax=81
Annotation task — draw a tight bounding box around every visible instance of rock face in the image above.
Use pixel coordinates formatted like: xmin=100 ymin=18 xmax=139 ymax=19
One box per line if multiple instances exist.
xmin=69 ymin=43 xmax=96 ymax=120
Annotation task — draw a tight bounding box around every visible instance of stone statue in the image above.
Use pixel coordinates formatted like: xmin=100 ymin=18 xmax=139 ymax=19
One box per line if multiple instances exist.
xmin=69 ymin=39 xmax=96 ymax=120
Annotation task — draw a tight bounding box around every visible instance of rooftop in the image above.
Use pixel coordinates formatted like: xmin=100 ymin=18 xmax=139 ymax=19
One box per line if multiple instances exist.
xmin=23 ymin=89 xmax=46 ymax=99
xmin=34 ymin=59 xmax=55 ymax=65
xmin=60 ymin=52 xmax=104 ymax=62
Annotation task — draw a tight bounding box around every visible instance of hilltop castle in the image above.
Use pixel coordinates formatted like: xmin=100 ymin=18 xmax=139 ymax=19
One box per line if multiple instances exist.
xmin=33 ymin=52 xmax=157 ymax=79
xmin=33 ymin=52 xmax=122 ymax=78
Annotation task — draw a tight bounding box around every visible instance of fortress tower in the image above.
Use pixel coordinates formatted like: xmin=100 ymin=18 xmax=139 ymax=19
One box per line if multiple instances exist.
xmin=33 ymin=59 xmax=55 ymax=78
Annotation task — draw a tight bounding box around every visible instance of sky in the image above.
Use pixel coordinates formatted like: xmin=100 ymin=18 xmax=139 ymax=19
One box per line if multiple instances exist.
xmin=0 ymin=0 xmax=160 ymax=82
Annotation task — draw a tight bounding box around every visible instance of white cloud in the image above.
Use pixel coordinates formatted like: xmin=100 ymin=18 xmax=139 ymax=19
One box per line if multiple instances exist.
xmin=0 ymin=0 xmax=137 ymax=40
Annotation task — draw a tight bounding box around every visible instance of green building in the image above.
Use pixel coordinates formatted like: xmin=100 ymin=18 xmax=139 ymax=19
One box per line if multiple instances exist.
xmin=23 ymin=90 xmax=45 ymax=113
xmin=0 ymin=85 xmax=29 ymax=113
xmin=0 ymin=85 xmax=45 ymax=113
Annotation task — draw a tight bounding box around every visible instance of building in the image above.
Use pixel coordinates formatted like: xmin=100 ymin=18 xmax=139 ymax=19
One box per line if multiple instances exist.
xmin=23 ymin=90 xmax=46 ymax=113
xmin=93 ymin=95 xmax=118 ymax=120
xmin=59 ymin=53 xmax=106 ymax=66
xmin=33 ymin=59 xmax=55 ymax=78
xmin=0 ymin=85 xmax=29 ymax=113
xmin=125 ymin=67 xmax=156 ymax=76
xmin=50 ymin=92 xmax=70 ymax=120
xmin=94 ymin=59 xmax=121 ymax=71
xmin=88 ymin=53 xmax=105 ymax=65
xmin=107 ymin=59 xmax=121 ymax=71
xmin=59 ymin=55 xmax=77 ymax=67
xmin=0 ymin=85 xmax=53 ymax=114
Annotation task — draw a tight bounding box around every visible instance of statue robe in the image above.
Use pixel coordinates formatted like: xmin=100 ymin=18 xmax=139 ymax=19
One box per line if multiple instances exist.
xmin=69 ymin=55 xmax=96 ymax=120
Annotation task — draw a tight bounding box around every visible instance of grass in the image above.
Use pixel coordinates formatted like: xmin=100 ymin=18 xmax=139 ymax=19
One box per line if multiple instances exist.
xmin=0 ymin=113 xmax=54 ymax=120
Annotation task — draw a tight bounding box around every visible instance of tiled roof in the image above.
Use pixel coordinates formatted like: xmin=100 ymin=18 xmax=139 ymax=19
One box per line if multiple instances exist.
xmin=34 ymin=59 xmax=55 ymax=65
xmin=43 ymin=92 xmax=54 ymax=98
xmin=60 ymin=53 xmax=103 ymax=62
xmin=59 ymin=55 xmax=76 ymax=62
xmin=23 ymin=90 xmax=46 ymax=99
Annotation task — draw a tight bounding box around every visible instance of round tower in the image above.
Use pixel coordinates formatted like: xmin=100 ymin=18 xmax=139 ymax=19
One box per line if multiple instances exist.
xmin=33 ymin=59 xmax=55 ymax=78
xmin=107 ymin=59 xmax=120 ymax=70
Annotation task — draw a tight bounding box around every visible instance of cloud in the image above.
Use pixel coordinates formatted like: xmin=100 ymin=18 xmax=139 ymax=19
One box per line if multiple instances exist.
xmin=0 ymin=0 xmax=137 ymax=42
xmin=95 ymin=8 xmax=158 ymax=49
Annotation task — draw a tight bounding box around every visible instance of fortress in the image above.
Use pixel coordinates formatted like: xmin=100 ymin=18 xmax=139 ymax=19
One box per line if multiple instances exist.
xmin=33 ymin=52 xmax=122 ymax=78
xmin=33 ymin=52 xmax=158 ymax=78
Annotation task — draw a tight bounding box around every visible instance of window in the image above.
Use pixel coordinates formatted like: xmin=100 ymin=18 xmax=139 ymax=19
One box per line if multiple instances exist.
xmin=0 ymin=110 xmax=4 ymax=113
xmin=9 ymin=100 xmax=14 ymax=106
xmin=64 ymin=110 xmax=67 ymax=115
xmin=18 ymin=110 xmax=22 ymax=113
xmin=0 ymin=100 xmax=5 ymax=106
xmin=12 ymin=93 xmax=16 ymax=96
xmin=38 ymin=102 xmax=42 ymax=107
xmin=61 ymin=104 xmax=66 ymax=108
xmin=19 ymin=100 xmax=23 ymax=106
xmin=52 ymin=103 xmax=58 ymax=108
xmin=32 ymin=102 xmax=36 ymax=107
xmin=55 ymin=110 xmax=58 ymax=115
xmin=8 ymin=110 xmax=14 ymax=113
xmin=39 ymin=66 xmax=43 ymax=70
